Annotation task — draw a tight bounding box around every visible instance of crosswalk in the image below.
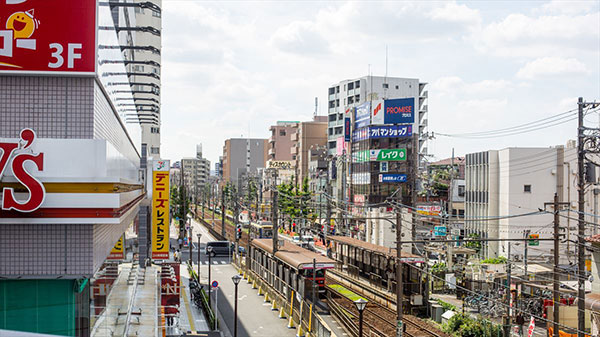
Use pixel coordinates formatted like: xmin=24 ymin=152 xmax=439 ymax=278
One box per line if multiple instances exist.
xmin=199 ymin=261 xmax=228 ymax=265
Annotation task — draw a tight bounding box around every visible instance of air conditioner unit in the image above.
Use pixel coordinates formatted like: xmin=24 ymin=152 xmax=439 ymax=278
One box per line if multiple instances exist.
xmin=411 ymin=294 xmax=423 ymax=306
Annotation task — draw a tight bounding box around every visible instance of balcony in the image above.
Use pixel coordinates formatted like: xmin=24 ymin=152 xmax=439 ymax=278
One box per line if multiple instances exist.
xmin=291 ymin=146 xmax=298 ymax=155
xmin=420 ymin=90 xmax=428 ymax=99
xmin=268 ymin=148 xmax=275 ymax=156
xmin=291 ymin=132 xmax=299 ymax=141
xmin=269 ymin=135 xmax=275 ymax=143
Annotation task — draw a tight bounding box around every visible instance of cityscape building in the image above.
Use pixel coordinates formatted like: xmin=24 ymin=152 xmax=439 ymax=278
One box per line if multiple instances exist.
xmin=291 ymin=116 xmax=328 ymax=180
xmin=0 ymin=2 xmax=147 ymax=335
xmin=181 ymin=144 xmax=211 ymax=201
xmin=221 ymin=138 xmax=268 ymax=183
xmin=465 ymin=145 xmax=596 ymax=261
xmin=268 ymin=121 xmax=298 ymax=161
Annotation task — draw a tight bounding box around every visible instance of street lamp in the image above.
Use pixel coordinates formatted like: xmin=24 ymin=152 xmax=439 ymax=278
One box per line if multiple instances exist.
xmin=232 ymin=274 xmax=242 ymax=337
xmin=207 ymin=245 xmax=213 ymax=309
xmin=354 ymin=298 xmax=368 ymax=337
xmin=197 ymin=233 xmax=202 ymax=281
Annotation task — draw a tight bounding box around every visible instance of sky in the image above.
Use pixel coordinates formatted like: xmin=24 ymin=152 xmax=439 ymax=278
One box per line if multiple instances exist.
xmin=160 ymin=0 xmax=600 ymax=167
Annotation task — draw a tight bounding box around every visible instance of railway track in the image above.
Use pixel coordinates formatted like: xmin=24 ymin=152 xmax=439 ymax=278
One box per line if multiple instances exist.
xmin=326 ymin=276 xmax=449 ymax=337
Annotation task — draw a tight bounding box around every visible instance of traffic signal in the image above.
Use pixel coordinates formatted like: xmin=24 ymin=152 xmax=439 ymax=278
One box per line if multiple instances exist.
xmin=236 ymin=223 xmax=242 ymax=239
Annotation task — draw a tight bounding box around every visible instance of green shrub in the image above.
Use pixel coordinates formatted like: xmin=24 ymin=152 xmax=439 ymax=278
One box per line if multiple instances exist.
xmin=481 ymin=256 xmax=507 ymax=264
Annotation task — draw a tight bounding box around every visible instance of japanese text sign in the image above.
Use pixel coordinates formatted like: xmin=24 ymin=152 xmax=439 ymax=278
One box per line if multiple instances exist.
xmin=354 ymin=102 xmax=371 ymax=129
xmin=378 ymin=174 xmax=407 ymax=183
xmin=352 ymin=125 xmax=412 ymax=142
xmin=0 ymin=0 xmax=97 ymax=74
xmin=369 ymin=149 xmax=406 ymax=161
xmin=152 ymin=168 xmax=170 ymax=260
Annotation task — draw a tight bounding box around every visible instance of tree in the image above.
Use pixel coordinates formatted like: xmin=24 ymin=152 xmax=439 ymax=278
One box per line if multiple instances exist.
xmin=465 ymin=233 xmax=482 ymax=253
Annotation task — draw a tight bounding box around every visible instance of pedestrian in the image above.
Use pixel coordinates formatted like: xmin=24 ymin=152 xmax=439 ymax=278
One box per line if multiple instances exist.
xmin=174 ymin=249 xmax=180 ymax=262
xmin=515 ymin=314 xmax=525 ymax=336
xmin=178 ymin=237 xmax=183 ymax=250
xmin=386 ymin=266 xmax=395 ymax=292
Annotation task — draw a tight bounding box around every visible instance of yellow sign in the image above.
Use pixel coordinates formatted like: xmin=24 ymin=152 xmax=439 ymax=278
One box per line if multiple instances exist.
xmin=586 ymin=259 xmax=591 ymax=272
xmin=152 ymin=170 xmax=170 ymax=259
xmin=108 ymin=235 xmax=124 ymax=260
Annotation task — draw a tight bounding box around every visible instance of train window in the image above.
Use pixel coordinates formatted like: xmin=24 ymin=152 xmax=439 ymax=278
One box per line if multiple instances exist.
xmin=304 ymin=269 xmax=325 ymax=278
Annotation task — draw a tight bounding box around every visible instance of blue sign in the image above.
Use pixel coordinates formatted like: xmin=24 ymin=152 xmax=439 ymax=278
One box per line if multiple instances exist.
xmin=344 ymin=117 xmax=351 ymax=142
xmin=378 ymin=174 xmax=407 ymax=183
xmin=354 ymin=102 xmax=371 ymax=129
xmin=384 ymin=98 xmax=415 ymax=124
xmin=434 ymin=226 xmax=447 ymax=236
xmin=211 ymin=280 xmax=219 ymax=288
xmin=352 ymin=125 xmax=412 ymax=142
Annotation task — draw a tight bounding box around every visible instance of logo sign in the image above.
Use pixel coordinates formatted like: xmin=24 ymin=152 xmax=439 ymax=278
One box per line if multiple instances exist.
xmin=354 ymin=102 xmax=371 ymax=129
xmin=369 ymin=149 xmax=406 ymax=161
xmin=152 ymin=169 xmax=170 ymax=259
xmin=211 ymin=280 xmax=219 ymax=288
xmin=344 ymin=117 xmax=351 ymax=142
xmin=0 ymin=0 xmax=96 ymax=74
xmin=371 ymin=100 xmax=384 ymax=125
xmin=108 ymin=235 xmax=125 ymax=260
xmin=336 ymin=137 xmax=347 ymax=156
xmin=352 ymin=125 xmax=412 ymax=142
xmin=417 ymin=205 xmax=442 ymax=216
xmin=527 ymin=317 xmax=535 ymax=337
xmin=0 ymin=128 xmax=45 ymax=212
xmin=384 ymin=98 xmax=415 ymax=124
xmin=353 ymin=194 xmax=365 ymax=204
xmin=434 ymin=226 xmax=447 ymax=236
xmin=267 ymin=161 xmax=293 ymax=170
xmin=378 ymin=174 xmax=407 ymax=183
xmin=527 ymin=234 xmax=540 ymax=246
xmin=153 ymin=160 xmax=169 ymax=172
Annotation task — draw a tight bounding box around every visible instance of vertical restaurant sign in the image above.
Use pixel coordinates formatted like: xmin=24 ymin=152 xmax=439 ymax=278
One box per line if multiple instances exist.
xmin=152 ymin=160 xmax=170 ymax=260
xmin=108 ymin=235 xmax=124 ymax=260
xmin=384 ymin=98 xmax=415 ymax=124
xmin=0 ymin=0 xmax=97 ymax=74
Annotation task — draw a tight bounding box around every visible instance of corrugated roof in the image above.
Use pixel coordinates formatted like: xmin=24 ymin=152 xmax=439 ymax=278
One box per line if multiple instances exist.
xmin=328 ymin=235 xmax=423 ymax=259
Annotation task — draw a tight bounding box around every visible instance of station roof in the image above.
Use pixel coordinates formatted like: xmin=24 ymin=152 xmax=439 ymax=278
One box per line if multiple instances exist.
xmin=328 ymin=235 xmax=424 ymax=262
xmin=252 ymin=239 xmax=335 ymax=269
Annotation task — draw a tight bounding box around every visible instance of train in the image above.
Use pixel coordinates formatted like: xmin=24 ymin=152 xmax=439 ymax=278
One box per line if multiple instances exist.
xmin=249 ymin=221 xmax=273 ymax=239
xmin=249 ymin=238 xmax=336 ymax=300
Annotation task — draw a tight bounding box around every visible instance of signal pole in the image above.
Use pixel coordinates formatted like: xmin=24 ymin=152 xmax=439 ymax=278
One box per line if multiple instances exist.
xmin=396 ymin=196 xmax=404 ymax=337
xmin=273 ymin=189 xmax=279 ymax=254
xmin=221 ymin=186 xmax=226 ymax=237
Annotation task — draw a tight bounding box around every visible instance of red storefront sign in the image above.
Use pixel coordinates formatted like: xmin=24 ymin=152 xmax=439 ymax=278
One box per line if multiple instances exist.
xmin=161 ymin=263 xmax=180 ymax=316
xmin=0 ymin=128 xmax=45 ymax=212
xmin=0 ymin=0 xmax=96 ymax=74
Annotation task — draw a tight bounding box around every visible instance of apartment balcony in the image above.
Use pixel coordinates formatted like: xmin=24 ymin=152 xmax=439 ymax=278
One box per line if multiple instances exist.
xmin=269 ymin=135 xmax=275 ymax=143
xmin=291 ymin=132 xmax=299 ymax=141
xmin=419 ymin=104 xmax=428 ymax=113
xmin=268 ymin=148 xmax=275 ymax=156
xmin=291 ymin=146 xmax=298 ymax=155
xmin=420 ymin=90 xmax=428 ymax=99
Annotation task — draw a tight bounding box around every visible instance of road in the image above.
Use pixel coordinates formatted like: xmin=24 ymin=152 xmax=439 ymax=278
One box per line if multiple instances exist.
xmin=187 ymin=217 xmax=297 ymax=337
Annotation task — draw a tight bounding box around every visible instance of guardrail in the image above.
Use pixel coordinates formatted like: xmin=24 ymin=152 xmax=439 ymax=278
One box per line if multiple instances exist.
xmin=186 ymin=261 xmax=218 ymax=330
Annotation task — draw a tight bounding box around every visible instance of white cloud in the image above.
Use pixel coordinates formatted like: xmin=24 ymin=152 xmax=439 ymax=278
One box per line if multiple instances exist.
xmin=432 ymin=77 xmax=512 ymax=97
xmin=516 ymin=57 xmax=588 ymax=79
xmin=270 ymin=21 xmax=331 ymax=55
xmin=427 ymin=2 xmax=481 ymax=26
xmin=474 ymin=11 xmax=599 ymax=58
xmin=540 ymin=0 xmax=598 ymax=15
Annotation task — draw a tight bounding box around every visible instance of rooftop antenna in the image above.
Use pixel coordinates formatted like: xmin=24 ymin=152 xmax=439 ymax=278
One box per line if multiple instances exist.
xmin=314 ymin=97 xmax=318 ymax=117
xmin=384 ymin=44 xmax=388 ymax=99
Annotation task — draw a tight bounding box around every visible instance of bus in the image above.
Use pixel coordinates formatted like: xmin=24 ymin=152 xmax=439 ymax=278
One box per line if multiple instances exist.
xmin=250 ymin=221 xmax=273 ymax=239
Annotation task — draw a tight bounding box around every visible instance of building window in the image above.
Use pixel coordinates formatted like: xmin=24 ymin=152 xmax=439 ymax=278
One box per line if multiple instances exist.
xmin=524 ymin=184 xmax=531 ymax=193
xmin=150 ymin=147 xmax=160 ymax=154
xmin=383 ymin=83 xmax=389 ymax=89
xmin=152 ymin=10 xmax=161 ymax=18
xmin=355 ymin=80 xmax=360 ymax=88
xmin=395 ymin=85 xmax=399 ymax=89
xmin=279 ymin=130 xmax=286 ymax=136
xmin=458 ymin=185 xmax=465 ymax=197
xmin=151 ymin=127 xmax=160 ymax=134
xmin=348 ymin=82 xmax=354 ymax=90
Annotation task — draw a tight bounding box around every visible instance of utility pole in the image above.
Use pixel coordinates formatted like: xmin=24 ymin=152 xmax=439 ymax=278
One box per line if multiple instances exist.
xmin=576 ymin=97 xmax=585 ymax=337
xmin=326 ymin=167 xmax=332 ymax=242
xmin=221 ymin=186 xmax=226 ymax=237
xmin=396 ymin=199 xmax=404 ymax=337
xmin=273 ymin=189 xmax=279 ymax=254
xmin=411 ymin=133 xmax=418 ymax=253
xmin=202 ymin=188 xmax=205 ymax=219
xmin=504 ymin=242 xmax=512 ymax=337
xmin=545 ymin=193 xmax=569 ymax=337
xmin=524 ymin=229 xmax=530 ymax=281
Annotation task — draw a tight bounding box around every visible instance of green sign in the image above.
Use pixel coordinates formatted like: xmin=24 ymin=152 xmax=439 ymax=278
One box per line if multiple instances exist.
xmin=528 ymin=234 xmax=539 ymax=246
xmin=371 ymin=149 xmax=406 ymax=161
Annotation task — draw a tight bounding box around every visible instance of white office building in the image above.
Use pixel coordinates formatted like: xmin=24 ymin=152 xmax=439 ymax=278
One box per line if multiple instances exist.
xmin=182 ymin=144 xmax=211 ymax=201
xmin=465 ymin=145 xmax=597 ymax=264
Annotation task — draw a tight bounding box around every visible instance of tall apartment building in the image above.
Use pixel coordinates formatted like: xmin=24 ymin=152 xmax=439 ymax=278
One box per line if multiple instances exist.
xmin=465 ymin=146 xmax=597 ymax=262
xmin=327 ymin=76 xmax=428 ymax=158
xmin=181 ymin=144 xmax=211 ymax=200
xmin=268 ymin=121 xmax=298 ymax=161
xmin=222 ymin=138 xmax=268 ymax=183
xmin=115 ymin=0 xmax=162 ymax=157
xmin=291 ymin=116 xmax=328 ymax=180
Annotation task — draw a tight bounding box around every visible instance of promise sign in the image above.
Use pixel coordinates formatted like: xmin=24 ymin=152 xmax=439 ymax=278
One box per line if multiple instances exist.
xmin=152 ymin=160 xmax=170 ymax=260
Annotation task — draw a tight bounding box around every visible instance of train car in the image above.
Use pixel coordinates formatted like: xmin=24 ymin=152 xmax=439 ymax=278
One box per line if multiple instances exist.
xmin=249 ymin=221 xmax=273 ymax=239
xmin=250 ymin=239 xmax=336 ymax=300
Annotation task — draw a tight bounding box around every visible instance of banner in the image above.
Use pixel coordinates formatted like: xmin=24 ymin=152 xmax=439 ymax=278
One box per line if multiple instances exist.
xmin=384 ymin=98 xmax=415 ymax=124
xmin=344 ymin=117 xmax=351 ymax=142
xmin=352 ymin=125 xmax=412 ymax=142
xmin=0 ymin=0 xmax=97 ymax=74
xmin=152 ymin=160 xmax=170 ymax=260
xmin=107 ymin=235 xmax=124 ymax=260
xmin=369 ymin=149 xmax=406 ymax=161
xmin=378 ymin=174 xmax=407 ymax=183
xmin=354 ymin=102 xmax=371 ymax=129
